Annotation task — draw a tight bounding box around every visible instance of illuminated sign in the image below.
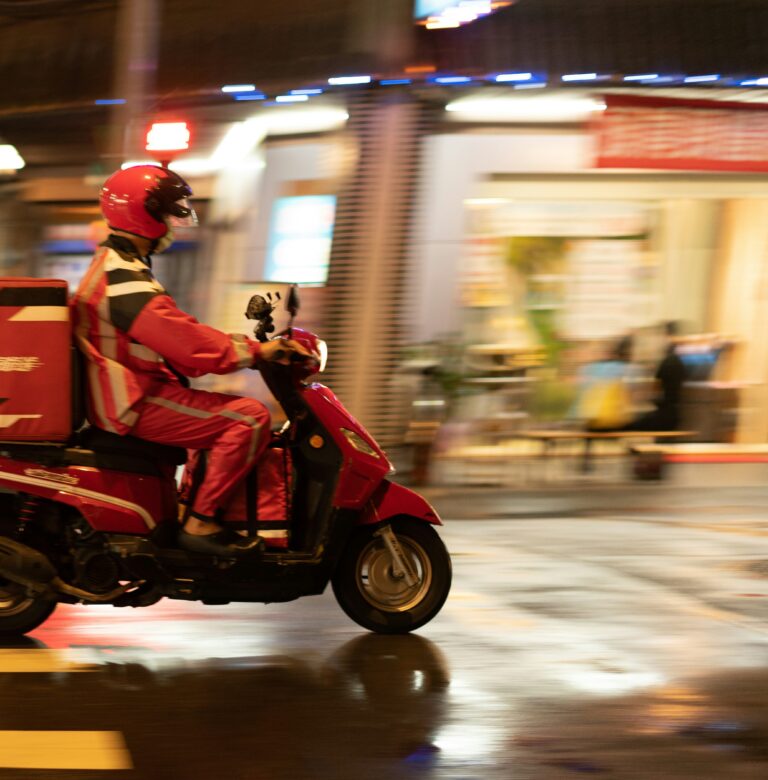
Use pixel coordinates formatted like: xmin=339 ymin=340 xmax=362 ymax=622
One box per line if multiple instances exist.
xmin=415 ymin=0 xmax=513 ymax=28
xmin=265 ymin=196 xmax=336 ymax=286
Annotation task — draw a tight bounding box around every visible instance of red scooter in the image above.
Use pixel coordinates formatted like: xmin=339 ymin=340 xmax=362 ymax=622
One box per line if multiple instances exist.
xmin=0 ymin=287 xmax=451 ymax=635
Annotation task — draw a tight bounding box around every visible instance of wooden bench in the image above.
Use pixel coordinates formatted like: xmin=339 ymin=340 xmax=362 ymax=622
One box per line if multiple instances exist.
xmin=519 ymin=429 xmax=695 ymax=474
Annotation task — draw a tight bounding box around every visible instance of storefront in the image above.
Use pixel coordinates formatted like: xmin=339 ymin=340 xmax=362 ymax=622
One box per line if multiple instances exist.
xmin=409 ymin=90 xmax=768 ymax=442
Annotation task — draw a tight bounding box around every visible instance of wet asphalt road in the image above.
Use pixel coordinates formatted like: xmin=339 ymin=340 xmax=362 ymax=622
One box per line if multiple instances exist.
xmin=1 ymin=483 xmax=768 ymax=779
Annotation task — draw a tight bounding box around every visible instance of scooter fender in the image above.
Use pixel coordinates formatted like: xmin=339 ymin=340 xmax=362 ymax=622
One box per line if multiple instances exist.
xmin=358 ymin=480 xmax=442 ymax=526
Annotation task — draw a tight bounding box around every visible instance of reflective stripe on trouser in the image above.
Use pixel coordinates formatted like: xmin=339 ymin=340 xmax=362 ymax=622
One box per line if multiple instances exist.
xmin=130 ymin=384 xmax=271 ymax=521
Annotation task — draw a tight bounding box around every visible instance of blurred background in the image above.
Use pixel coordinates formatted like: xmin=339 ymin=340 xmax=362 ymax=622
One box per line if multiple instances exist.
xmin=3 ymin=0 xmax=768 ymax=483
xmin=3 ymin=5 xmax=768 ymax=779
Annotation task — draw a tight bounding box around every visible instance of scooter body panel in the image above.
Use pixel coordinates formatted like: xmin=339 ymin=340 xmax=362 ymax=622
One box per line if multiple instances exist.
xmin=359 ymin=479 xmax=442 ymax=526
xmin=0 ymin=454 xmax=171 ymax=533
xmin=300 ymin=383 xmax=392 ymax=510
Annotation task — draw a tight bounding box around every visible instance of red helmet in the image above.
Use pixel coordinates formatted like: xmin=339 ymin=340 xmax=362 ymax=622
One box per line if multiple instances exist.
xmin=100 ymin=165 xmax=194 ymax=240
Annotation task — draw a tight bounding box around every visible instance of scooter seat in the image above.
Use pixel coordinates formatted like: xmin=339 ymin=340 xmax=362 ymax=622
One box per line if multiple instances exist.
xmin=76 ymin=427 xmax=187 ymax=466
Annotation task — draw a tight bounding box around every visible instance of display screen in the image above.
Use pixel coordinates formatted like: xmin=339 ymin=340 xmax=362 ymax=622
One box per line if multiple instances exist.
xmin=415 ymin=0 xmax=459 ymax=17
xmin=264 ymin=195 xmax=336 ymax=286
xmin=414 ymin=0 xmax=502 ymax=23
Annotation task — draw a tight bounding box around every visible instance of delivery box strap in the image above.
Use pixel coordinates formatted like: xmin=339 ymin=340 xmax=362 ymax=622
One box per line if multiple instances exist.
xmin=246 ymin=464 xmax=258 ymax=537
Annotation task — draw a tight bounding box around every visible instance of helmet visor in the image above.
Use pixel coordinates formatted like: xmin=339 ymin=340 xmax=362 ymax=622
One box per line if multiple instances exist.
xmin=167 ymin=199 xmax=198 ymax=228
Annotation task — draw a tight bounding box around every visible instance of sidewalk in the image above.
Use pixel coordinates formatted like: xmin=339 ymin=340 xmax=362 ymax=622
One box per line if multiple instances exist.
xmin=421 ymin=479 xmax=768 ymax=520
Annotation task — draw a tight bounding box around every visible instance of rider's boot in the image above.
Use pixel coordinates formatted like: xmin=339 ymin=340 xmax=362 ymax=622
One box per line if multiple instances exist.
xmin=178 ymin=525 xmax=265 ymax=558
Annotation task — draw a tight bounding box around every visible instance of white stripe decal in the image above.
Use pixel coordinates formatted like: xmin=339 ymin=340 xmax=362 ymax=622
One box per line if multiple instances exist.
xmin=0 ymin=415 xmax=42 ymax=428
xmin=104 ymin=256 xmax=143 ymax=272
xmin=128 ymin=342 xmax=161 ymax=362
xmin=0 ymin=730 xmax=132 ymax=770
xmin=8 ymin=306 xmax=69 ymax=322
xmin=229 ymin=333 xmax=254 ymax=368
xmin=145 ymin=396 xmax=213 ymax=419
xmin=107 ymin=281 xmax=159 ymax=297
xmin=0 ymin=471 xmax=157 ymax=528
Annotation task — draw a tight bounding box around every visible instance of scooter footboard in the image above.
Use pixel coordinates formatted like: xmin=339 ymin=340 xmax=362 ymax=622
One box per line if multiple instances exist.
xmin=358 ymin=480 xmax=442 ymax=526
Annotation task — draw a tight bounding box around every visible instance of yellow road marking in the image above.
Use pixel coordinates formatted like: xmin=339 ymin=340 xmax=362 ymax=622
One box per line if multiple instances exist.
xmin=0 ymin=650 xmax=94 ymax=673
xmin=0 ymin=731 xmax=131 ymax=770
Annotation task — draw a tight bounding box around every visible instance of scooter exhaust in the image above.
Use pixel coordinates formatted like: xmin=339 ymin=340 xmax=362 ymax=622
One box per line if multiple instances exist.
xmin=0 ymin=537 xmax=140 ymax=603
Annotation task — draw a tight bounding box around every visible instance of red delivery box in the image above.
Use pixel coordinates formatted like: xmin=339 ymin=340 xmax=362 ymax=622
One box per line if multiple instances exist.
xmin=0 ymin=279 xmax=72 ymax=441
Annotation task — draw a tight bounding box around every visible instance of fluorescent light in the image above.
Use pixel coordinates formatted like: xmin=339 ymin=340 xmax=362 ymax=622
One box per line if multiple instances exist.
xmin=95 ymin=98 xmax=126 ymax=105
xmin=235 ymin=94 xmax=266 ymax=101
xmin=168 ymin=158 xmax=219 ymax=175
xmin=263 ymin=107 xmax=349 ymax=136
xmin=741 ymin=77 xmax=768 ymax=86
xmin=213 ymin=108 xmax=349 ymax=164
xmin=328 ymin=75 xmax=371 ymax=86
xmin=0 ymin=145 xmax=25 ymax=171
xmin=684 ymin=74 xmax=719 ymax=83
xmin=495 ymin=73 xmax=532 ymax=82
xmin=624 ymin=74 xmax=658 ymax=82
xmin=446 ymin=94 xmax=606 ymax=123
xmin=380 ymin=79 xmax=412 ymax=85
xmin=465 ymin=197 xmax=508 ymax=206
xmin=434 ymin=76 xmax=472 ymax=84
xmin=561 ymin=73 xmax=598 ymax=82
xmin=275 ymin=94 xmax=309 ymax=103
xmin=291 ymin=88 xmax=323 ymax=95
xmin=210 ymin=121 xmax=262 ymax=168
xmin=221 ymin=84 xmax=256 ymax=93
xmin=515 ymin=82 xmax=547 ymax=89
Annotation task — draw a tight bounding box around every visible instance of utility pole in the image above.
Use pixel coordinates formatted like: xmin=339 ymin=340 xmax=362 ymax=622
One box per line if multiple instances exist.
xmin=107 ymin=0 xmax=160 ymax=167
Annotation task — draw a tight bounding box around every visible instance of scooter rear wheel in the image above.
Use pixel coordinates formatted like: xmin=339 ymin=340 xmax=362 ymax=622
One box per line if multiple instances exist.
xmin=0 ymin=579 xmax=56 ymax=636
xmin=332 ymin=517 xmax=451 ymax=634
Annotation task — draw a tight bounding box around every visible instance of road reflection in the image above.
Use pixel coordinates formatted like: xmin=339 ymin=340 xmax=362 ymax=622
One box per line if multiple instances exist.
xmin=0 ymin=633 xmax=451 ymax=780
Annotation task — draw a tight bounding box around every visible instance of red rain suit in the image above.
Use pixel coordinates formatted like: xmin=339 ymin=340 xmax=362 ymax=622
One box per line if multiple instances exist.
xmin=71 ymin=235 xmax=270 ymax=521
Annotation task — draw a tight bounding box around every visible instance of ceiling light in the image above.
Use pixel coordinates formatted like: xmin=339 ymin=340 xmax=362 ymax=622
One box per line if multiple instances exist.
xmin=0 ymin=145 xmax=25 ymax=171
xmin=495 ymin=73 xmax=532 ymax=83
xmin=328 ymin=75 xmax=371 ymax=86
xmin=561 ymin=73 xmax=598 ymax=82
xmin=683 ymin=74 xmax=720 ymax=83
xmin=221 ymin=84 xmax=257 ymax=93
xmin=446 ymin=94 xmax=606 ymax=123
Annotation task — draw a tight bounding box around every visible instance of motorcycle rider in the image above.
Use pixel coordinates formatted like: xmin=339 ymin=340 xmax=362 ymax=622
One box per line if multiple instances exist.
xmin=72 ymin=164 xmax=309 ymax=557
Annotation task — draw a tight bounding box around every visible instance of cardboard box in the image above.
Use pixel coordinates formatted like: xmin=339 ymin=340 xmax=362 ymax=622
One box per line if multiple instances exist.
xmin=0 ymin=279 xmax=71 ymax=441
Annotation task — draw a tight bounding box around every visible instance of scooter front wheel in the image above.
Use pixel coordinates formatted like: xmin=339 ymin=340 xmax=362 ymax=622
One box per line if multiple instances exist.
xmin=332 ymin=517 xmax=451 ymax=634
xmin=0 ymin=579 xmax=56 ymax=637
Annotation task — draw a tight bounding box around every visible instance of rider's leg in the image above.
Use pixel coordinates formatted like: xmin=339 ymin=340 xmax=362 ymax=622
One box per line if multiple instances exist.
xmin=130 ymin=384 xmax=271 ymax=536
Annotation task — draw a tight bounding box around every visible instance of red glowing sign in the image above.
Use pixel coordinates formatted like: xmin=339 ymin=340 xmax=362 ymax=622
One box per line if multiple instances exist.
xmin=145 ymin=122 xmax=190 ymax=154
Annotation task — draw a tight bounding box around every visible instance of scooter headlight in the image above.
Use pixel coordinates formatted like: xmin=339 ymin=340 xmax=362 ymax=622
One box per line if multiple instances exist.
xmin=341 ymin=428 xmax=379 ymax=458
xmin=317 ymin=339 xmax=328 ymax=372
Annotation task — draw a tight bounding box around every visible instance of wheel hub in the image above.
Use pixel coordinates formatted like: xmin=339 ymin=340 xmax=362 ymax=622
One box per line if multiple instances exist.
xmin=358 ymin=536 xmax=432 ymax=613
xmin=0 ymin=579 xmax=33 ymax=617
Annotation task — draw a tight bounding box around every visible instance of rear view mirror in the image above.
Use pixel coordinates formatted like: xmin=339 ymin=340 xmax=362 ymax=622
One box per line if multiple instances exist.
xmin=286 ymin=285 xmax=300 ymax=319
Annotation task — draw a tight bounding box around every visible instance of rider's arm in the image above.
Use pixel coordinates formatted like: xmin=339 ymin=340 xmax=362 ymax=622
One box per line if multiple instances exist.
xmin=111 ymin=288 xmax=260 ymax=377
